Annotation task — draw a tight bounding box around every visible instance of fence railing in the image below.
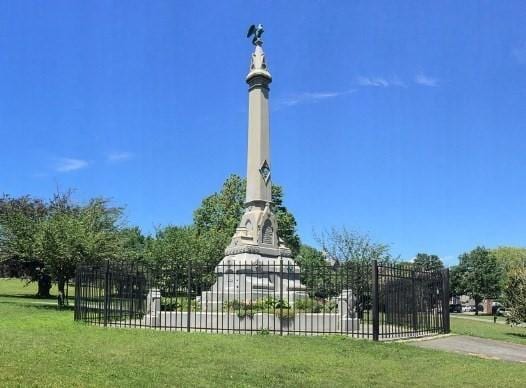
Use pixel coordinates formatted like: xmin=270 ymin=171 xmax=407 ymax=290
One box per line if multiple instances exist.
xmin=74 ymin=260 xmax=449 ymax=340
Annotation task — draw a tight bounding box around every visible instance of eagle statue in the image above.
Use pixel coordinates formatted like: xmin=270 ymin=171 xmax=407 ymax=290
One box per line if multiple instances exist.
xmin=247 ymin=24 xmax=264 ymax=46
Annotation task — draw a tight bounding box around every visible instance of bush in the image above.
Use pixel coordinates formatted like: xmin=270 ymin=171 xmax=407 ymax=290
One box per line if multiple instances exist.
xmin=504 ymin=267 xmax=526 ymax=324
xmin=160 ymin=297 xmax=182 ymax=311
xmin=294 ymin=298 xmax=337 ymax=313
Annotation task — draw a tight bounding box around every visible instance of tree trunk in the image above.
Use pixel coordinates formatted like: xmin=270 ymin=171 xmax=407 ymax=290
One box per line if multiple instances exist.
xmin=37 ymin=274 xmax=52 ymax=297
xmin=57 ymin=277 xmax=66 ymax=307
xmin=474 ymin=297 xmax=480 ymax=315
xmin=57 ymin=278 xmax=66 ymax=294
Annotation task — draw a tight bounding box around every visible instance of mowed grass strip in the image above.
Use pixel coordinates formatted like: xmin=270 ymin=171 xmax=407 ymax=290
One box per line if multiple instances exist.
xmin=1 ymin=279 xmax=525 ymax=387
xmin=451 ymin=316 xmax=526 ymax=346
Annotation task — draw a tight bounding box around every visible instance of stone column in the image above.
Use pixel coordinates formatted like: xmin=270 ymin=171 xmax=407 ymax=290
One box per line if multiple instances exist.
xmin=224 ymin=41 xmax=282 ymax=254
xmin=245 ymin=45 xmax=272 ymax=207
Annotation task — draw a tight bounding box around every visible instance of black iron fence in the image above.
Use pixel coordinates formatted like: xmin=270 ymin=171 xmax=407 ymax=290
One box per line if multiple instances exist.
xmin=74 ymin=260 xmax=449 ymax=340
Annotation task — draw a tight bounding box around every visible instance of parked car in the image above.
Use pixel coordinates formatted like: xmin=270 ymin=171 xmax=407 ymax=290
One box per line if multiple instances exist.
xmin=462 ymin=305 xmax=471 ymax=312
xmin=492 ymin=303 xmax=503 ymax=315
xmin=449 ymin=304 xmax=462 ymax=313
xmin=496 ymin=307 xmax=509 ymax=317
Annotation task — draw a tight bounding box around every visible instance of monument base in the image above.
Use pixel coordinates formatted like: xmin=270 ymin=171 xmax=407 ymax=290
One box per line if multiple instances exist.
xmin=200 ymin=251 xmax=308 ymax=312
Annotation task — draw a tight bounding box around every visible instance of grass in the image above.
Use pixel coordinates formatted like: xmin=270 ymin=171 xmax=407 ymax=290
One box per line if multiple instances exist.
xmin=452 ymin=313 xmax=507 ymax=323
xmin=1 ymin=279 xmax=526 ymax=387
xmin=451 ymin=316 xmax=526 ymax=345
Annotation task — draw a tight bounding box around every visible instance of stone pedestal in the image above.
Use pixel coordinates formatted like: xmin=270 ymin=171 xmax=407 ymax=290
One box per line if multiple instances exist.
xmin=336 ymin=289 xmax=360 ymax=332
xmin=145 ymin=288 xmax=161 ymax=326
xmin=201 ymin=253 xmax=308 ymax=311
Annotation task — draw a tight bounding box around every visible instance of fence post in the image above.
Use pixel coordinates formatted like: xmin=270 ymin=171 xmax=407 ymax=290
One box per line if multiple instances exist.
xmin=411 ymin=269 xmax=418 ymax=333
xmin=187 ymin=264 xmax=192 ymax=333
xmin=103 ymin=261 xmax=110 ymax=327
xmin=279 ymin=257 xmax=283 ymax=336
xmin=74 ymin=266 xmax=80 ymax=321
xmin=372 ymin=260 xmax=379 ymax=341
xmin=442 ymin=268 xmax=450 ymax=333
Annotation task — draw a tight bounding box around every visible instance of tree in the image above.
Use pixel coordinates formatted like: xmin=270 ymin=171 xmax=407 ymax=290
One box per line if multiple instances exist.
xmin=193 ymin=174 xmax=301 ymax=258
xmin=449 ymin=265 xmax=464 ymax=298
xmin=316 ymin=227 xmax=393 ymax=264
xmin=454 ymin=247 xmax=503 ymax=315
xmin=118 ymin=227 xmax=148 ymax=262
xmin=313 ymin=228 xmax=393 ymax=312
xmin=413 ymin=253 xmax=444 ymax=272
xmin=271 ymin=185 xmax=301 ymax=256
xmin=35 ymin=194 xmax=124 ymax=295
xmin=145 ymin=225 xmax=224 ymax=293
xmin=295 ymin=244 xmax=340 ymax=299
xmin=504 ymin=267 xmax=526 ymax=324
xmin=492 ymin=246 xmax=526 ymax=280
xmin=0 ymin=195 xmax=50 ymax=296
xmin=1 ymin=192 xmax=126 ymax=297
xmin=146 ymin=226 xmax=199 ymax=271
xmin=295 ymin=245 xmax=326 ymax=269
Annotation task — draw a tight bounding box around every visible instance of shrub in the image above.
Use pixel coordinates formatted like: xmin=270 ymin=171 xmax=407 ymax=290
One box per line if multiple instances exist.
xmin=504 ymin=267 xmax=526 ymax=324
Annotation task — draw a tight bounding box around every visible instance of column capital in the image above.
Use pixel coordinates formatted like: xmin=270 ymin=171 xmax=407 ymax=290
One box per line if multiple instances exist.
xmin=246 ymin=45 xmax=272 ymax=83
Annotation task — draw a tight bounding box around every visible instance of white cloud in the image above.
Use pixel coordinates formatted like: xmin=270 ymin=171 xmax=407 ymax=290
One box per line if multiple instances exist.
xmin=512 ymin=45 xmax=526 ymax=64
xmin=357 ymin=76 xmax=389 ymax=87
xmin=356 ymin=76 xmax=407 ymax=88
xmin=415 ymin=73 xmax=438 ymax=87
xmin=279 ymin=89 xmax=356 ymax=107
xmin=107 ymin=151 xmax=133 ymax=162
xmin=55 ymin=158 xmax=89 ymax=172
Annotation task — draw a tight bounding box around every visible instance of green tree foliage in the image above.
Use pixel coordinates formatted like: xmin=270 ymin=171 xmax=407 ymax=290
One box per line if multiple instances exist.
xmin=504 ymin=267 xmax=526 ymax=324
xmin=145 ymin=225 xmax=224 ymax=293
xmin=492 ymin=246 xmax=526 ymax=280
xmin=1 ymin=192 xmax=130 ymax=296
xmin=35 ymin=194 xmax=124 ymax=294
xmin=311 ymin=228 xmax=393 ymax=313
xmin=118 ymin=227 xmax=149 ymax=261
xmin=193 ymin=174 xmax=301 ymax=257
xmin=413 ymin=253 xmax=444 ymax=272
xmin=0 ymin=195 xmax=47 ymax=263
xmin=454 ymin=247 xmax=503 ymax=315
xmin=271 ymin=185 xmax=301 ymax=256
xmin=146 ymin=226 xmax=198 ymax=270
xmin=194 ymin=175 xmax=245 ymax=236
xmin=295 ymin=245 xmax=333 ymax=297
xmin=316 ymin=227 xmax=393 ymax=264
xmin=295 ymin=245 xmax=326 ymax=268
xmin=0 ymin=195 xmax=52 ymax=296
xmin=449 ymin=265 xmax=464 ymax=298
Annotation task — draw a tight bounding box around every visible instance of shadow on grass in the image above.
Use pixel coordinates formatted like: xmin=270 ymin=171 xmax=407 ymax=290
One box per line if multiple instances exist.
xmin=0 ymin=293 xmax=57 ymax=300
xmin=507 ymin=332 xmax=526 ymax=339
xmin=0 ymin=299 xmax=75 ymax=311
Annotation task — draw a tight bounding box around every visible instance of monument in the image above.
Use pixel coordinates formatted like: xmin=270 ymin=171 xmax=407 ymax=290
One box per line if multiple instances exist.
xmin=201 ymin=25 xmax=307 ymax=310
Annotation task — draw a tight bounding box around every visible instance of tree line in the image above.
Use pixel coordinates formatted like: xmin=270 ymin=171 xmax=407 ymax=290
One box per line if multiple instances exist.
xmin=1 ymin=174 xmax=524 ymax=322
xmin=449 ymin=246 xmax=526 ymax=322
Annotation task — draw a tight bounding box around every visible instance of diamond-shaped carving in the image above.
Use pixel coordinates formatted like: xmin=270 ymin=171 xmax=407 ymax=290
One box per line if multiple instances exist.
xmin=259 ymin=160 xmax=271 ymax=183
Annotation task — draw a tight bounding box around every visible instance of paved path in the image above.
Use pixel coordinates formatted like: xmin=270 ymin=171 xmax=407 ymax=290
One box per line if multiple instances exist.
xmin=412 ymin=335 xmax=526 ymax=363
xmin=451 ymin=315 xmax=506 ymax=324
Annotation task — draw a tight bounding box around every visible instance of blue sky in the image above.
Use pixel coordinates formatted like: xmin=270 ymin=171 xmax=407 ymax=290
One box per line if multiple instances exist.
xmin=1 ymin=1 xmax=525 ymax=266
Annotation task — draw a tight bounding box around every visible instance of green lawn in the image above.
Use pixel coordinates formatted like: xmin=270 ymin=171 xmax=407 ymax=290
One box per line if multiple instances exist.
xmin=0 ymin=278 xmax=75 ymax=303
xmin=1 ymin=279 xmax=525 ymax=387
xmin=451 ymin=316 xmax=526 ymax=345
xmin=453 ymin=313 xmax=507 ymax=323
